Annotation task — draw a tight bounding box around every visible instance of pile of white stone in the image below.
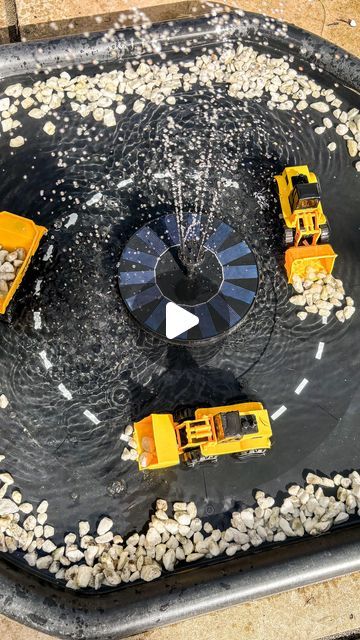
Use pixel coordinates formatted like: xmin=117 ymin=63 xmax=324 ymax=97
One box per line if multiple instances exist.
xmin=290 ymin=267 xmax=355 ymax=323
xmin=310 ymin=101 xmax=360 ymax=162
xmin=0 ymin=43 xmax=359 ymax=167
xmin=0 ymin=454 xmax=360 ymax=589
xmin=120 ymin=423 xmax=156 ymax=468
xmin=0 ymin=247 xmax=25 ymax=296
xmin=120 ymin=424 xmax=138 ymax=462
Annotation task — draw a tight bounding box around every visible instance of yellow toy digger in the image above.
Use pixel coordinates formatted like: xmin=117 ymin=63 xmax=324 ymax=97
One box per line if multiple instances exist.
xmin=275 ymin=165 xmax=337 ymax=283
xmin=0 ymin=211 xmax=47 ymax=315
xmin=133 ymin=402 xmax=272 ymax=470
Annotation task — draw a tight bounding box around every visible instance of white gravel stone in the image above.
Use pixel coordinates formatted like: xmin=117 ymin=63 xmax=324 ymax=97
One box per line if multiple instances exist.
xmin=66 ymin=545 xmax=84 ymax=562
xmin=24 ymin=551 xmax=37 ymax=566
xmin=79 ymin=521 xmax=90 ymax=537
xmin=336 ymin=123 xmax=348 ymax=136
xmin=43 ymin=121 xmax=56 ymax=135
xmin=44 ymin=525 xmax=55 ymax=538
xmin=334 ymin=512 xmax=349 ymax=524
xmin=42 ymin=539 xmax=56 ymax=553
xmin=156 ymin=499 xmax=168 ymax=512
xmin=64 ymin=533 xmax=76 ymax=545
xmin=289 ymin=295 xmax=306 ymax=306
xmin=0 ymin=473 xmax=13 ymax=485
xmin=10 ymin=135 xmax=26 ymax=148
xmin=95 ymin=531 xmax=113 ymax=544
xmin=0 ymin=395 xmax=9 ymax=409
xmin=323 ymin=117 xmax=333 ymax=128
xmin=37 ymin=500 xmax=48 ymax=514
xmin=37 ymin=512 xmax=47 ymax=526
xmin=36 ymin=555 xmax=53 ymax=570
xmin=347 ymin=139 xmax=358 ymax=157
xmin=140 ymin=564 xmax=161 ymax=581
xmin=133 ymin=99 xmax=145 ymax=113
xmin=146 ymin=527 xmax=162 ymax=546
xmin=310 ymin=102 xmax=330 ymax=113
xmin=336 ymin=309 xmax=345 ymax=323
xmin=186 ymin=552 xmax=204 ymax=563
xmin=97 ymin=517 xmax=113 ymax=536
xmin=0 ymin=499 xmax=18 ymax=515
xmin=344 ymin=306 xmax=355 ymax=320
xmin=19 ymin=502 xmax=33 ymax=514
xmin=77 ymin=564 xmax=92 ymax=588
xmin=11 ymin=490 xmax=22 ymax=505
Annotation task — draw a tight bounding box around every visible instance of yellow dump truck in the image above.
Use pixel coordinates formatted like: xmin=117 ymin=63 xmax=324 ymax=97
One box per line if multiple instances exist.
xmin=133 ymin=402 xmax=272 ymax=470
xmin=0 ymin=211 xmax=47 ymax=314
xmin=275 ymin=165 xmax=337 ymax=283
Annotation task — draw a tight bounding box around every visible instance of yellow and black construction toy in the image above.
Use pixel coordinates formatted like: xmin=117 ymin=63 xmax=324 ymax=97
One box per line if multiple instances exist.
xmin=133 ymin=402 xmax=272 ymax=470
xmin=275 ymin=165 xmax=337 ymax=283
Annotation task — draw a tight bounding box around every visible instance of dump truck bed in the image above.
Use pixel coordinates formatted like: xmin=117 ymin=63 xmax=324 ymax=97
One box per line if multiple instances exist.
xmin=0 ymin=211 xmax=47 ymax=314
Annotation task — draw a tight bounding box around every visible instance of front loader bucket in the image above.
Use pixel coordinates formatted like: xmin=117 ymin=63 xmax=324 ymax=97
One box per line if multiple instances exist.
xmin=133 ymin=414 xmax=180 ymax=470
xmin=285 ymin=244 xmax=337 ymax=283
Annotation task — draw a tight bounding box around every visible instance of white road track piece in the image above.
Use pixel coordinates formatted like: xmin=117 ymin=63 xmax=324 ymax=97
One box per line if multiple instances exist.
xmin=315 ymin=341 xmax=325 ymax=360
xmin=294 ymin=378 xmax=309 ymax=395
xmin=34 ymin=279 xmax=43 ymax=296
xmin=83 ymin=409 xmax=100 ymax=425
xmin=271 ymin=405 xmax=287 ymax=421
xmin=58 ymin=384 xmax=72 ymax=400
xmin=153 ymin=171 xmax=171 ymax=179
xmin=64 ymin=213 xmax=78 ymax=228
xmin=117 ymin=178 xmax=133 ymax=189
xmin=86 ymin=192 xmax=102 ymax=206
xmin=33 ymin=311 xmax=42 ymax=330
xmin=43 ymin=245 xmax=53 ymax=262
xmin=39 ymin=350 xmax=52 ymax=370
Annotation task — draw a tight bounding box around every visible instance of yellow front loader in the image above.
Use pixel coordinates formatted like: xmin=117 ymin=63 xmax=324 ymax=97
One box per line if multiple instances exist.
xmin=275 ymin=165 xmax=337 ymax=282
xmin=133 ymin=402 xmax=272 ymax=470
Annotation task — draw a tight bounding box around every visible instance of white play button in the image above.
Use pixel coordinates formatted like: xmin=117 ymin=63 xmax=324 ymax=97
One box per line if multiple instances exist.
xmin=166 ymin=302 xmax=199 ymax=339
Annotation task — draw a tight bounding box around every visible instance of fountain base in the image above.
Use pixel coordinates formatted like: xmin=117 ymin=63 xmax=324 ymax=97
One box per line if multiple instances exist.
xmin=119 ymin=214 xmax=258 ymax=343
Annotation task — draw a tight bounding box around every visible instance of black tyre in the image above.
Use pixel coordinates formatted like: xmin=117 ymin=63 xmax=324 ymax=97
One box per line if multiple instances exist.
xmin=232 ymin=448 xmax=268 ymax=462
xmin=284 ymin=227 xmax=294 ymax=247
xmin=182 ymin=449 xmax=217 ymax=468
xmin=319 ymin=223 xmax=330 ymax=243
xmin=173 ymin=406 xmax=195 ymax=423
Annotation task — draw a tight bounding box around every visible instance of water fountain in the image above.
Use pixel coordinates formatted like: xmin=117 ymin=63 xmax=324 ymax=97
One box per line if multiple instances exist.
xmin=119 ymin=141 xmax=258 ymax=343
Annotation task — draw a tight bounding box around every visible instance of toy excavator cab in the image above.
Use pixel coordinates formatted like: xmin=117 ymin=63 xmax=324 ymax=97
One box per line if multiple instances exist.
xmin=289 ymin=179 xmax=321 ymax=213
xmin=214 ymin=411 xmax=258 ymax=441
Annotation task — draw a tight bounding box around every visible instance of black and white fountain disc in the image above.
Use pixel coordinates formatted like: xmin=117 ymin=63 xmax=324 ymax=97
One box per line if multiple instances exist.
xmin=118 ymin=214 xmax=258 ymax=343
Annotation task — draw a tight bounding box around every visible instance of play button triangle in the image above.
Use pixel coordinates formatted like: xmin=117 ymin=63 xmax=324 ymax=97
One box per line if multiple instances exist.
xmin=165 ymin=302 xmax=199 ymax=339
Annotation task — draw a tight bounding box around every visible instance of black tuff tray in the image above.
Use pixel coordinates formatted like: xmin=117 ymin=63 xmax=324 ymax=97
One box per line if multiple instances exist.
xmin=0 ymin=10 xmax=359 ymax=639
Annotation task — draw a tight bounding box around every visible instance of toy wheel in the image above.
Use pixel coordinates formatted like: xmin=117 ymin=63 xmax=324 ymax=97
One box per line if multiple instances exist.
xmin=319 ymin=224 xmax=330 ymax=243
xmin=284 ymin=228 xmax=294 ymax=247
xmin=232 ymin=448 xmax=268 ymax=461
xmin=183 ymin=449 xmax=202 ymax=468
xmin=173 ymin=407 xmax=195 ymax=422
xmin=182 ymin=449 xmax=217 ymax=468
